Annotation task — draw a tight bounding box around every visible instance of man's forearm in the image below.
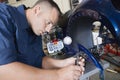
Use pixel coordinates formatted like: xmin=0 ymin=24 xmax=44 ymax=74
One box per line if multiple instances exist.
xmin=0 ymin=62 xmax=58 ymax=80
xmin=42 ymin=56 xmax=66 ymax=69
xmin=42 ymin=56 xmax=75 ymax=69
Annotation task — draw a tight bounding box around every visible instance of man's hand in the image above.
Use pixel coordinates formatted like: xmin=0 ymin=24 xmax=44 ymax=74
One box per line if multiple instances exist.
xmin=64 ymin=57 xmax=85 ymax=67
xmin=57 ymin=64 xmax=85 ymax=80
xmin=57 ymin=57 xmax=85 ymax=80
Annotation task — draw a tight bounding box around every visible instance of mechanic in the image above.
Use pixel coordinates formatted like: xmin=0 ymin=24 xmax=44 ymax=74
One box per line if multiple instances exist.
xmin=0 ymin=0 xmax=85 ymax=80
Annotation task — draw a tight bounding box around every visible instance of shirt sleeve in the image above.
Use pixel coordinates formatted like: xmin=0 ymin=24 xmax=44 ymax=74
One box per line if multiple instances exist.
xmin=0 ymin=13 xmax=17 ymax=65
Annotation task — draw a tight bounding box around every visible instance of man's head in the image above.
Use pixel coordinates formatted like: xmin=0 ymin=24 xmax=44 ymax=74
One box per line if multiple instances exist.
xmin=26 ymin=0 xmax=62 ymax=36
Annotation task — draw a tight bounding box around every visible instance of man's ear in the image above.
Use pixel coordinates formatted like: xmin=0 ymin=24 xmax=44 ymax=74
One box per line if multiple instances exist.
xmin=33 ymin=5 xmax=41 ymax=16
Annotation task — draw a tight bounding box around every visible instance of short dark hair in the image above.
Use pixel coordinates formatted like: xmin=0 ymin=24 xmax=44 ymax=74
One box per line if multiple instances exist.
xmin=33 ymin=0 xmax=62 ymax=16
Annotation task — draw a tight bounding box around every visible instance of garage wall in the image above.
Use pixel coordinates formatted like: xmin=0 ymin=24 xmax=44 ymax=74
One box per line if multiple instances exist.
xmin=54 ymin=0 xmax=71 ymax=13
xmin=8 ymin=0 xmax=71 ymax=13
xmin=8 ymin=0 xmax=38 ymax=7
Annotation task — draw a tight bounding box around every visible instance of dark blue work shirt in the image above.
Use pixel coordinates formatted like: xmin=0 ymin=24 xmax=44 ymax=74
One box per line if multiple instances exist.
xmin=0 ymin=3 xmax=45 ymax=68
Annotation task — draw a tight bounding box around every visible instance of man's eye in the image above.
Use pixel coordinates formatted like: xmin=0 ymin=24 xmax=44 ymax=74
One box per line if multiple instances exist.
xmin=46 ymin=20 xmax=53 ymax=25
xmin=47 ymin=22 xmax=51 ymax=24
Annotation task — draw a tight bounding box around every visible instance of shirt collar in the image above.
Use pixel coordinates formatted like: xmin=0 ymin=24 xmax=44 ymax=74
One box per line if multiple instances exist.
xmin=17 ymin=5 xmax=30 ymax=29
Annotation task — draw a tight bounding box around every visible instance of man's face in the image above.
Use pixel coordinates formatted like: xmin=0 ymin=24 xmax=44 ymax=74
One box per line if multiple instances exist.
xmin=31 ymin=7 xmax=59 ymax=36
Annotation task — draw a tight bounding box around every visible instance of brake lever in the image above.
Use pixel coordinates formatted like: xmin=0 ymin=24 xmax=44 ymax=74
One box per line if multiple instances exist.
xmin=75 ymin=55 xmax=80 ymax=66
xmin=74 ymin=52 xmax=86 ymax=66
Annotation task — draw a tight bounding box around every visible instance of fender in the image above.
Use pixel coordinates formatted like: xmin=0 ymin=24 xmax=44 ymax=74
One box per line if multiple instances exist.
xmin=68 ymin=0 xmax=120 ymax=46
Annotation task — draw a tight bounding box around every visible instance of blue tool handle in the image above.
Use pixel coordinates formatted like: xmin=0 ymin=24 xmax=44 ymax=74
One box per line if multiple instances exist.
xmin=77 ymin=43 xmax=104 ymax=80
xmin=77 ymin=43 xmax=103 ymax=70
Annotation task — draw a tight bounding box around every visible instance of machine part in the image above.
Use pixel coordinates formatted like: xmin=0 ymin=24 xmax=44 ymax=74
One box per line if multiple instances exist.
xmin=63 ymin=36 xmax=72 ymax=45
xmin=42 ymin=26 xmax=65 ymax=56
xmin=68 ymin=0 xmax=120 ymax=46
xmin=47 ymin=39 xmax=64 ymax=54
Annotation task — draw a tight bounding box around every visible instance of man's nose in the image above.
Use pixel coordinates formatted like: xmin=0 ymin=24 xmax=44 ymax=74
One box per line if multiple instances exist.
xmin=46 ymin=24 xmax=53 ymax=32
